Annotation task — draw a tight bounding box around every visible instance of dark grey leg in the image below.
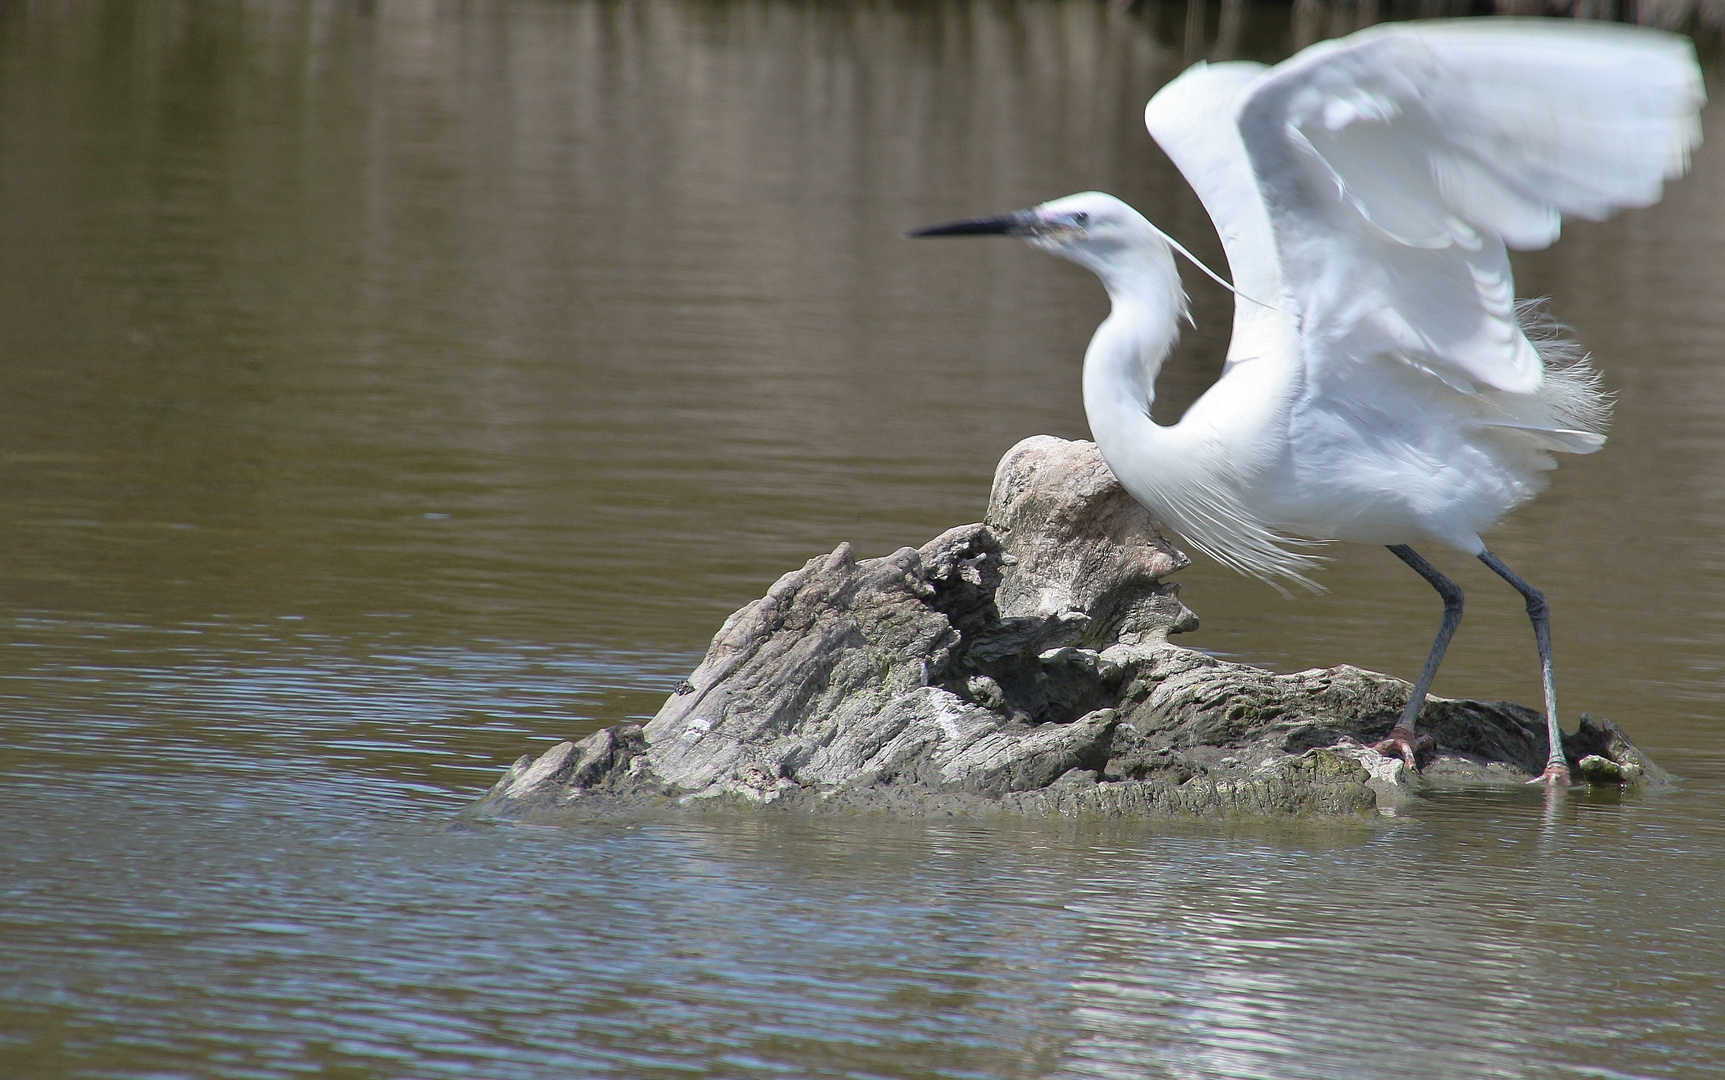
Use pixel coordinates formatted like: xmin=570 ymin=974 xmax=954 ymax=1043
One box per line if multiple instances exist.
xmin=1477 ymin=549 xmax=1571 ymax=785
xmin=1372 ymin=545 xmax=1463 ymax=769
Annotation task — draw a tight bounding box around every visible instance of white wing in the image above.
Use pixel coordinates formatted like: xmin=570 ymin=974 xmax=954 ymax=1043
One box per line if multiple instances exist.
xmin=1147 ymin=18 xmax=1704 ymax=396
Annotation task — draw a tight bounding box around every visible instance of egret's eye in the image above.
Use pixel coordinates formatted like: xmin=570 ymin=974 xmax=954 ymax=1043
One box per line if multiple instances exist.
xmin=1072 ymin=212 xmax=1091 ymax=226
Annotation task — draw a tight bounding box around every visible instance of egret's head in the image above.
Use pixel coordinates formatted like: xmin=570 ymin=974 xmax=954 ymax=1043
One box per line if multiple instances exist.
xmin=909 ymin=191 xmax=1163 ymax=275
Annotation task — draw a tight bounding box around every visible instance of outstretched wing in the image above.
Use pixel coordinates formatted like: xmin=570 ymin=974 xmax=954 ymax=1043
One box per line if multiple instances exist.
xmin=1147 ymin=19 xmax=1703 ymax=395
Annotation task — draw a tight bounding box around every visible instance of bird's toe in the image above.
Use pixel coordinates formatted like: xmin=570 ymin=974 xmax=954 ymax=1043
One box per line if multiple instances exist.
xmin=1371 ymin=728 xmax=1434 ymax=772
xmin=1526 ymin=762 xmax=1572 ymax=787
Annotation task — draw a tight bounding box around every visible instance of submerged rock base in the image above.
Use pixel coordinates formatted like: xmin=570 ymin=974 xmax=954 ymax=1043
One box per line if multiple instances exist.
xmin=467 ymin=437 xmax=1666 ymax=824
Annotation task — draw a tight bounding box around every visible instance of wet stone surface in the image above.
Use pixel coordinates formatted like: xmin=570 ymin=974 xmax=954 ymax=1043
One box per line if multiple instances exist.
xmin=466 ymin=437 xmax=1666 ymax=824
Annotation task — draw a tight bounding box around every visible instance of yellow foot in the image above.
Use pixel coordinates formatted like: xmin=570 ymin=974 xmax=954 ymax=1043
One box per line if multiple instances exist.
xmin=1526 ymin=762 xmax=1572 ymax=787
xmin=1372 ymin=728 xmax=1434 ymax=771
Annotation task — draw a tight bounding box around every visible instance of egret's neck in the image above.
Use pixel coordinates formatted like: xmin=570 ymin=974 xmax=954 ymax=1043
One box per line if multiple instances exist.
xmin=1080 ymin=244 xmax=1187 ymax=446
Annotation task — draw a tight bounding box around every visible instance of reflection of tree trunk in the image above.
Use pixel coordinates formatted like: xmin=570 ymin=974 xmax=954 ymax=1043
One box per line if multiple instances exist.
xmin=1328 ymin=0 xmax=1355 ymax=37
xmin=1292 ymin=0 xmax=1324 ymax=51
xmin=1629 ymin=0 xmax=1696 ymax=28
xmin=1184 ymin=0 xmax=1206 ymax=63
xmin=1215 ymin=0 xmax=1244 ymax=59
xmin=1119 ymin=0 xmax=1725 ymax=57
xmin=1699 ymin=0 xmax=1725 ymax=34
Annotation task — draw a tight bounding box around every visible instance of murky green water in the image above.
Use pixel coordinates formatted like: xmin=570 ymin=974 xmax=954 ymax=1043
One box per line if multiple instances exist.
xmin=4 ymin=2 xmax=1725 ymax=1076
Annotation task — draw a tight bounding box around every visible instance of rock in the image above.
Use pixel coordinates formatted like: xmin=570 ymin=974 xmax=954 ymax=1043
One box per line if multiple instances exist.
xmin=466 ymin=722 xmax=660 ymax=818
xmin=465 ymin=436 xmax=1668 ymax=824
xmin=1566 ymin=713 xmax=1669 ymax=788
xmin=986 ymin=435 xmax=1197 ymax=644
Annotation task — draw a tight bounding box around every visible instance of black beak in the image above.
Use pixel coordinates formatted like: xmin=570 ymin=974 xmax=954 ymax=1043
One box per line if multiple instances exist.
xmin=906 ymin=210 xmax=1036 ymax=239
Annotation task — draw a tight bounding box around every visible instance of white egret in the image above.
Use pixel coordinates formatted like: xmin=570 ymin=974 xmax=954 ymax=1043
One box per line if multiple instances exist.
xmin=913 ymin=19 xmax=1704 ymax=785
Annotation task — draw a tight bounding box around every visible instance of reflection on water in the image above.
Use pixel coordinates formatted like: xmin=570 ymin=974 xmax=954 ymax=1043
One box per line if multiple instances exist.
xmin=0 ymin=615 xmax=685 ymax=797
xmin=3 ymin=1 xmax=1725 ymax=1077
xmin=9 ymin=791 xmax=1725 ymax=1078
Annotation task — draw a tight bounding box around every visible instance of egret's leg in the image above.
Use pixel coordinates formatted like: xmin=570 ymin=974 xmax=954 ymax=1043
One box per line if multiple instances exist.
xmin=1372 ymin=545 xmax=1463 ymax=770
xmin=1477 ymin=549 xmax=1571 ymax=787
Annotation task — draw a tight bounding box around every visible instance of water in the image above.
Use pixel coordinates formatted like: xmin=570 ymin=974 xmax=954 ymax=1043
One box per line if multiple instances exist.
xmin=3 ymin=2 xmax=1725 ymax=1076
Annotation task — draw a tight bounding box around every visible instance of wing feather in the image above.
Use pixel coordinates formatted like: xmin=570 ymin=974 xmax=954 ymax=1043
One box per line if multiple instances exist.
xmin=1148 ymin=18 xmax=1704 ymax=396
